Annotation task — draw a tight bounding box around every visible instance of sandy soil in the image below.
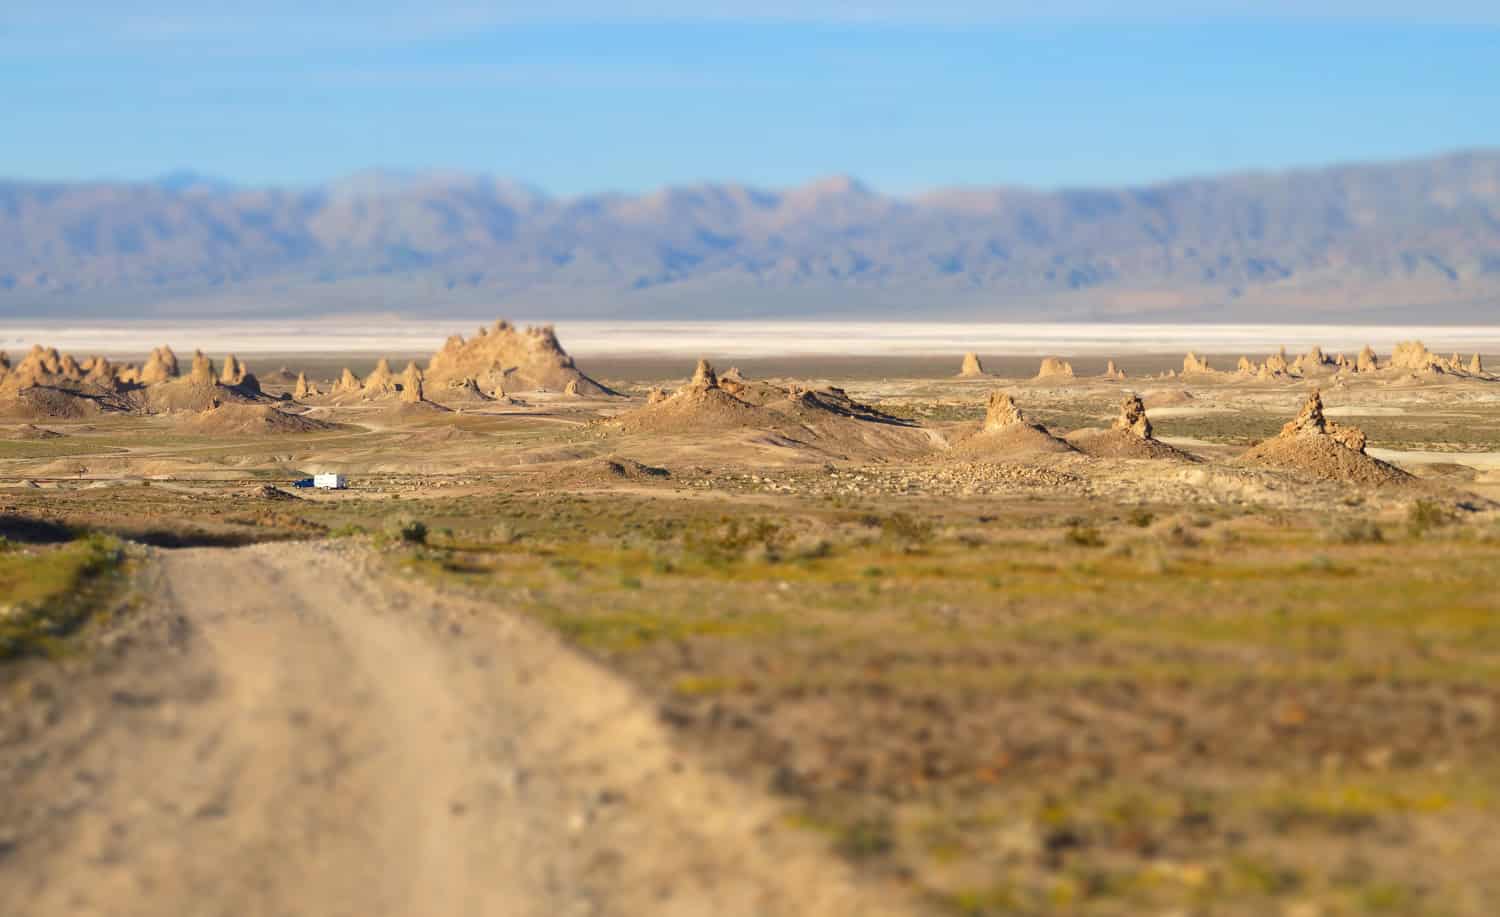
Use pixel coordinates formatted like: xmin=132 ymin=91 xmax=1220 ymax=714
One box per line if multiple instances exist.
xmin=0 ymin=541 xmax=906 ymax=917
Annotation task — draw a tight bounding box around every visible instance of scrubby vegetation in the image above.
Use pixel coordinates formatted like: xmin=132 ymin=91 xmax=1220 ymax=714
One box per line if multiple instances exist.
xmin=1 ymin=533 xmax=126 ymax=660
xmin=365 ymin=490 xmax=1500 ymax=917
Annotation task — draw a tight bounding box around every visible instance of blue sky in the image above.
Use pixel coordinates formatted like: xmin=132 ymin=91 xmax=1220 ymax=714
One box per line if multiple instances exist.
xmin=3 ymin=3 xmax=1499 ymax=194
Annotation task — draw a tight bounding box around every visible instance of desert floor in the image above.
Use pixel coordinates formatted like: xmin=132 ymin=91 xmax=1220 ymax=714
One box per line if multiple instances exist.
xmin=4 ymin=350 xmax=1500 ymax=916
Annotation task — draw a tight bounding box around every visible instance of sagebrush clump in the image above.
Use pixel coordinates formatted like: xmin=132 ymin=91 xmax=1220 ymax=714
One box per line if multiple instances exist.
xmin=385 ymin=514 xmax=429 ymax=545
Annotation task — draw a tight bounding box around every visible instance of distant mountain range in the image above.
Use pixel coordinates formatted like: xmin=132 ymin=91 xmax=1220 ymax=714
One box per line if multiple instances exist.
xmin=4 ymin=151 xmax=1500 ymax=321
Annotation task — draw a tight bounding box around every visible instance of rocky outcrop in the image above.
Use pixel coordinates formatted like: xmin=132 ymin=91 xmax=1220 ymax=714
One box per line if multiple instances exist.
xmin=333 ymin=368 xmax=361 ymax=394
xmin=982 ymin=391 xmax=1027 ymax=431
xmin=1182 ymin=352 xmax=1212 ymax=374
xmin=946 ymin=390 xmax=1075 ymax=457
xmin=424 ymin=320 xmax=613 ymax=396
xmin=1356 ymin=345 xmax=1379 ymax=373
xmin=1101 ymin=359 xmax=1126 ymax=380
xmin=399 ymin=361 xmax=425 ymax=404
xmin=1113 ymin=394 xmax=1152 ymax=439
xmin=188 ymin=351 xmax=216 ymax=384
xmin=1291 ymin=345 xmax=1334 ymax=376
xmin=1237 ymin=390 xmax=1407 ymax=485
xmin=83 ymin=356 xmax=119 ymax=388
xmin=688 ymin=358 xmax=718 ymax=391
xmin=294 ymin=372 xmax=319 ymax=399
xmin=1067 ymin=393 xmax=1196 ymax=460
xmin=959 ymin=352 xmax=985 ymax=377
xmin=1035 ymin=357 xmax=1074 ymax=379
xmin=1390 ymin=341 xmax=1444 ymax=373
xmin=363 ymin=358 xmax=398 ymax=397
xmin=140 ymin=346 xmax=180 ymax=384
xmin=220 ymin=354 xmax=246 ymax=386
xmin=1470 ymin=353 xmax=1485 ymax=375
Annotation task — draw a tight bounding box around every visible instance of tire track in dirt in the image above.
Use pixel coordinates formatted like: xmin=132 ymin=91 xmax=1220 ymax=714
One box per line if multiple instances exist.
xmin=0 ymin=542 xmax=908 ymax=917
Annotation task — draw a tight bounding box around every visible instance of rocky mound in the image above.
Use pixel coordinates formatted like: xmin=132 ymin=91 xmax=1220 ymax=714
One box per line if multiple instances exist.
xmin=0 ymin=384 xmax=129 ymax=419
xmin=294 ymin=373 xmax=321 ymax=400
xmin=1100 ymin=359 xmax=1127 ymax=380
xmin=1387 ymin=340 xmax=1477 ymax=376
xmin=332 ymin=368 xmax=362 ymax=395
xmin=435 ymin=376 xmax=495 ymax=402
xmin=958 ymin=352 xmax=986 ymax=377
xmin=179 ymin=404 xmax=340 ymax=436
xmin=1067 ymin=394 xmax=1197 ymax=460
xmin=424 ymin=320 xmax=613 ymax=396
xmin=139 ymin=346 xmax=181 ymax=384
xmin=1182 ymin=352 xmax=1214 ymax=374
xmin=362 ymin=358 xmax=399 ymax=397
xmin=398 ymin=361 xmax=426 ymax=404
xmin=2 ymin=345 xmax=121 ymax=393
xmin=614 ymin=360 xmax=763 ymax=434
xmin=1142 ymin=389 xmax=1195 ymax=408
xmin=250 ymin=483 xmax=300 ymax=501
xmin=0 ymin=343 xmax=143 ymax=418
xmin=1235 ymin=391 xmax=1409 ymax=485
xmin=145 ymin=352 xmax=272 ymax=413
xmin=949 ymin=391 xmax=1074 ymax=456
xmin=536 ymin=456 xmax=673 ymax=488
xmin=1034 ymin=357 xmax=1074 ymax=380
xmin=612 ymin=361 xmax=918 ymax=463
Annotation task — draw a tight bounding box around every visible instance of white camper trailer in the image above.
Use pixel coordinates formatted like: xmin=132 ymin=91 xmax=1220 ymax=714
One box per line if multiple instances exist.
xmin=313 ymin=473 xmax=347 ymax=490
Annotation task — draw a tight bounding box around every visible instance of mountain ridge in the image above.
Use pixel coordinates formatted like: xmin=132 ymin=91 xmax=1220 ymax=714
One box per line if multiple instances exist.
xmin=4 ymin=149 xmax=1499 ymax=320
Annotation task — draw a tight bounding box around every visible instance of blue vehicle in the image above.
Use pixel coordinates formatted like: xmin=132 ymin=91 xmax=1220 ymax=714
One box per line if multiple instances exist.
xmin=291 ymin=477 xmax=315 ymax=489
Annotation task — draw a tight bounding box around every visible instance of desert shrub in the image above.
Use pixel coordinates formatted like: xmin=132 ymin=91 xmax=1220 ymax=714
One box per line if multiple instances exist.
xmin=1127 ymin=508 xmax=1156 ymax=528
xmin=788 ymin=534 xmax=833 ymax=560
xmin=881 ymin=512 xmax=933 ymax=544
xmin=1064 ymin=525 xmax=1106 ymax=548
xmin=1407 ymin=500 xmax=1453 ymax=537
xmin=488 ymin=521 xmax=517 ymax=544
xmin=384 ymin=513 xmax=428 ymax=545
xmin=1324 ymin=518 xmax=1384 ymax=544
xmin=1156 ymin=521 xmax=1200 ymax=548
xmin=683 ymin=517 xmax=782 ymax=567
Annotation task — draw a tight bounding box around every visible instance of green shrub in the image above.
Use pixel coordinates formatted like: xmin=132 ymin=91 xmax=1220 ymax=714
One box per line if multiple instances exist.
xmin=384 ymin=514 xmax=429 ymax=545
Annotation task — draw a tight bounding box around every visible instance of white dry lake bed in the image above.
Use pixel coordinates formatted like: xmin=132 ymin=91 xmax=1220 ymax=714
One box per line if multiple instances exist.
xmin=6 ymin=320 xmax=1500 ymax=359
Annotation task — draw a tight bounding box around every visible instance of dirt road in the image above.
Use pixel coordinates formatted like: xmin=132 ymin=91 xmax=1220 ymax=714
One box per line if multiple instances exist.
xmin=0 ymin=542 xmax=906 ymax=917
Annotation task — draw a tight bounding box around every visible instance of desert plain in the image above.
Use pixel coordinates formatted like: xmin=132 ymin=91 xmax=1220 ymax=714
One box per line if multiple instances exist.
xmin=3 ymin=321 xmax=1500 ymax=916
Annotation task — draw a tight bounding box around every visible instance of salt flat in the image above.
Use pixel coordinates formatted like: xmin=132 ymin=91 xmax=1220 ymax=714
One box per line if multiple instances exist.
xmin=7 ymin=319 xmax=1500 ymax=359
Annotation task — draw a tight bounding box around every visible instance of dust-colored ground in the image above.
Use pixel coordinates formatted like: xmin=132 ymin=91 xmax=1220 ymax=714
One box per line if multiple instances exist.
xmin=0 ymin=541 xmax=904 ymax=917
xmin=4 ymin=337 xmax=1500 ymax=915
